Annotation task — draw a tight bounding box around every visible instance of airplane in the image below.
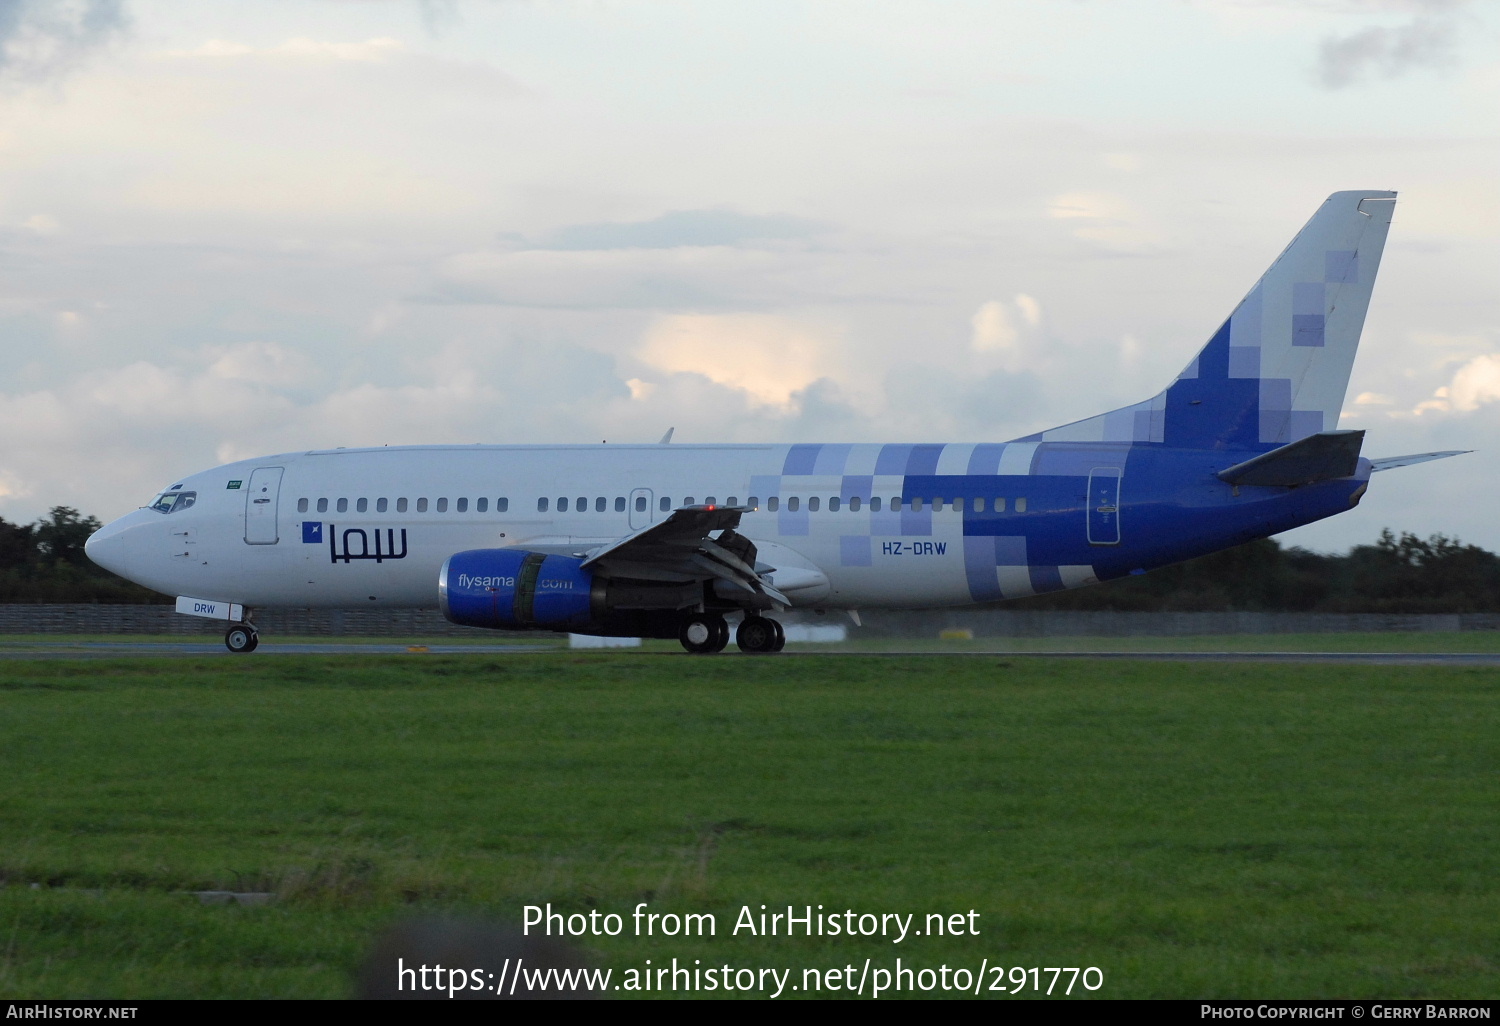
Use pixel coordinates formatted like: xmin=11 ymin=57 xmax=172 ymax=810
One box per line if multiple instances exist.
xmin=85 ymin=190 xmax=1468 ymax=654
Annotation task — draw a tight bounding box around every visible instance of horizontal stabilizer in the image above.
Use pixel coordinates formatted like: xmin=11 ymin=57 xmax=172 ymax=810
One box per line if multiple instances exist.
xmin=1217 ymin=430 xmax=1365 ymax=487
xmin=1368 ymin=450 xmax=1471 ymax=473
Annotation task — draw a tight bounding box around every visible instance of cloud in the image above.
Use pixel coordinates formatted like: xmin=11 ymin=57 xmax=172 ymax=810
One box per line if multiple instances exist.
xmin=1406 ymin=353 xmax=1500 ymax=415
xmin=970 ymin=300 xmax=1018 ymax=353
xmin=635 ymin=313 xmax=845 ymax=410
xmin=1046 ymin=192 xmax=1164 ymax=254
xmin=971 ymin=295 xmax=1048 ymax=379
xmin=1444 ymin=353 xmax=1500 ymax=412
xmin=205 ymin=341 xmax=316 ymax=388
xmin=166 ymin=37 xmax=404 ymax=63
xmin=431 ymin=240 xmax=878 ymax=310
xmin=525 ymin=209 xmax=826 ymax=251
xmin=0 ymin=0 xmax=126 ymax=80
xmin=1316 ymin=14 xmax=1459 ymax=87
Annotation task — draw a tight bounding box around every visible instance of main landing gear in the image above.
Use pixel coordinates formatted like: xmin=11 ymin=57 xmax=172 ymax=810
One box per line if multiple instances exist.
xmin=735 ymin=615 xmax=785 ymax=654
xmin=677 ymin=614 xmax=786 ymax=654
xmin=224 ymin=622 xmax=259 ymax=653
xmin=679 ymin=614 xmax=730 ymax=654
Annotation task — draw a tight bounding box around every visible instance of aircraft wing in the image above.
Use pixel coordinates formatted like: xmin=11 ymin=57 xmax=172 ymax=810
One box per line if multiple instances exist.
xmin=579 ymin=506 xmax=790 ymax=608
xmin=1368 ymin=450 xmax=1471 ymax=472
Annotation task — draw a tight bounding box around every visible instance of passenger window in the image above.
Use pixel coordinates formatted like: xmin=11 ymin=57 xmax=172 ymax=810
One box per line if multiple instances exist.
xmin=788 ymin=497 xmax=800 ymax=512
xmin=497 ymin=498 xmax=508 ymax=512
xmin=436 ymin=498 xmax=447 ymax=512
xmin=891 ymin=497 xmax=902 ymax=511
xmin=870 ymin=497 xmax=881 ymax=511
xmin=475 ymin=498 xmax=486 ymax=513
xmin=397 ymin=498 xmax=409 ymax=513
xmin=337 ymin=498 xmax=349 ymax=513
xmin=660 ymin=497 xmax=671 ymax=511
xmin=377 ymin=498 xmax=389 ymax=512
xmin=727 ymin=496 xmax=738 ymax=506
xmin=615 ymin=497 xmax=625 ymax=512
xmin=912 ymin=498 xmax=924 ymax=511
xmin=457 ymin=498 xmax=468 ymax=513
xmin=576 ymin=496 xmax=586 ymax=511
xmin=417 ymin=498 xmax=429 ymax=512
xmin=538 ymin=497 xmax=549 ymax=512
xmin=748 ymin=496 xmax=759 ymax=508
xmin=849 ymin=496 xmax=861 ymax=511
xmin=595 ymin=497 xmax=606 ymax=512
xmin=298 ymin=498 xmax=309 ymax=513
xmin=317 ymin=498 xmax=329 ymax=513
xmin=829 ymin=497 xmax=841 ymax=512
xmin=357 ymin=498 xmax=368 ymax=513
xmin=684 ymin=496 xmax=695 ymax=505
xmin=558 ymin=497 xmax=569 ymax=512
xmin=635 ymin=496 xmax=646 ymax=512
xmin=768 ymin=497 xmax=780 ymax=511
xmin=1016 ymin=497 xmax=1028 ymax=512
xmin=995 ymin=497 xmax=1006 ymax=512
xmin=705 ymin=496 xmax=716 ymax=506
xmin=973 ymin=497 xmax=984 ymax=512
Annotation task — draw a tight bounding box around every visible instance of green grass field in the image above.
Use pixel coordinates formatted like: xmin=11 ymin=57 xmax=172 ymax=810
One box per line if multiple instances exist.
xmin=0 ymin=651 xmax=1496 ymax=999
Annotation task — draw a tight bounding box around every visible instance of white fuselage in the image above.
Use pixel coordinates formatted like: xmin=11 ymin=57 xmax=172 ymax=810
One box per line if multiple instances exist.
xmin=85 ymin=443 xmax=1031 ymax=613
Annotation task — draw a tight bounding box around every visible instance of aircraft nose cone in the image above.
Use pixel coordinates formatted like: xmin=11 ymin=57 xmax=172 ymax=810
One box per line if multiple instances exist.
xmin=85 ymin=509 xmax=153 ymax=578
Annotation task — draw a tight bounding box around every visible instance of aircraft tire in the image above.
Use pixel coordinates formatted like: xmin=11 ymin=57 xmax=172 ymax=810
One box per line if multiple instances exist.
xmin=770 ymin=618 xmax=786 ymax=652
xmin=225 ymin=624 xmax=258 ymax=654
xmin=679 ymin=614 xmax=728 ymax=655
xmin=736 ymin=616 xmax=781 ymax=654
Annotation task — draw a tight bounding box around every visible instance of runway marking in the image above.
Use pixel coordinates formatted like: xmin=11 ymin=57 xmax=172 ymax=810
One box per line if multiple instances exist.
xmin=1 ymin=643 xmax=1498 ymax=664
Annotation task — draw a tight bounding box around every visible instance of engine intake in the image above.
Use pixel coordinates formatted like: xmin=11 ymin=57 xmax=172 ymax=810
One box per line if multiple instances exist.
xmin=440 ymin=549 xmax=600 ymax=630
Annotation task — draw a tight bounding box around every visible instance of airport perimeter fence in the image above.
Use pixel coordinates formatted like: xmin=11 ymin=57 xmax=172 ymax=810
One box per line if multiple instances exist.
xmin=1 ymin=604 xmax=1498 ymax=638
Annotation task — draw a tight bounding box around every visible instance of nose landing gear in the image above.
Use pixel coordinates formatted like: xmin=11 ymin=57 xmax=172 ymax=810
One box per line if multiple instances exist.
xmin=224 ymin=623 xmax=259 ymax=653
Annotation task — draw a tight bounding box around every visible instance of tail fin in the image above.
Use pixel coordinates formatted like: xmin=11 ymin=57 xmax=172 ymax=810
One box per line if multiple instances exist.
xmin=1024 ymin=190 xmax=1396 ymax=451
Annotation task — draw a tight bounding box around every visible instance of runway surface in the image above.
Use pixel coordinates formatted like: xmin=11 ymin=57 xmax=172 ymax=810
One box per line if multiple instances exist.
xmin=3 ymin=641 xmax=1500 ymax=664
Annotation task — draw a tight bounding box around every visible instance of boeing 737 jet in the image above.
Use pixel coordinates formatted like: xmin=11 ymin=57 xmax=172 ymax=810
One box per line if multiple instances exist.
xmin=86 ymin=191 xmax=1465 ymax=653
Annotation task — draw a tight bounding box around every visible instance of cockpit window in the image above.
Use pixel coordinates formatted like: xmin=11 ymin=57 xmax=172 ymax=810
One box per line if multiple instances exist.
xmin=149 ymin=491 xmax=197 ymax=514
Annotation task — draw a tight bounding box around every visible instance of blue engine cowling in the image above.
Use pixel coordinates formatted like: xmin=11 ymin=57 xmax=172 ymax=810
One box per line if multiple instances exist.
xmin=440 ymin=549 xmax=599 ymax=630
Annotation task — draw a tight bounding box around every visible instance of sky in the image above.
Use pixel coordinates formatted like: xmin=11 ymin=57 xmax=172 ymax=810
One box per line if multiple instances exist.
xmin=0 ymin=0 xmax=1495 ymax=553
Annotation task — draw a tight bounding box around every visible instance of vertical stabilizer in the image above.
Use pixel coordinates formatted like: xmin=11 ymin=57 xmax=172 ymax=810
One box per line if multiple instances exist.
xmin=1024 ymin=191 xmax=1396 ymax=451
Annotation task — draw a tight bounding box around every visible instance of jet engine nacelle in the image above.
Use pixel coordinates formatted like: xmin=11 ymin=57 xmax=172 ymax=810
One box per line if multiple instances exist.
xmin=440 ymin=549 xmax=600 ymax=630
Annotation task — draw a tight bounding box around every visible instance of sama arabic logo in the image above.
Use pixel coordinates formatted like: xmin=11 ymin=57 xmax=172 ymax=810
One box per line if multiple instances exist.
xmin=325 ymin=524 xmax=409 ymax=564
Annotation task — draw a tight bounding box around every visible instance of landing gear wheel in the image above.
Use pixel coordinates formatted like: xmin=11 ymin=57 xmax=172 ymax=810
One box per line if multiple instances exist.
xmin=736 ymin=616 xmax=783 ymax=654
xmin=679 ymin=614 xmax=729 ymax=654
xmin=225 ymin=623 xmax=259 ymax=653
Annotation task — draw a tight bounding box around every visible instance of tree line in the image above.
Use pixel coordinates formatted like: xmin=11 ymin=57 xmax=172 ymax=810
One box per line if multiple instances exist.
xmin=2 ymin=506 xmax=1498 ymax=612
xmin=0 ymin=507 xmax=163 ymax=603
xmin=1014 ymin=530 xmax=1500 ymax=614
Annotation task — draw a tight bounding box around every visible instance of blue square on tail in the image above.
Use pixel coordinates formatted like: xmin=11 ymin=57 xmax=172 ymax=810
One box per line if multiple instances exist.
xmin=302 ymin=522 xmax=323 ymax=544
